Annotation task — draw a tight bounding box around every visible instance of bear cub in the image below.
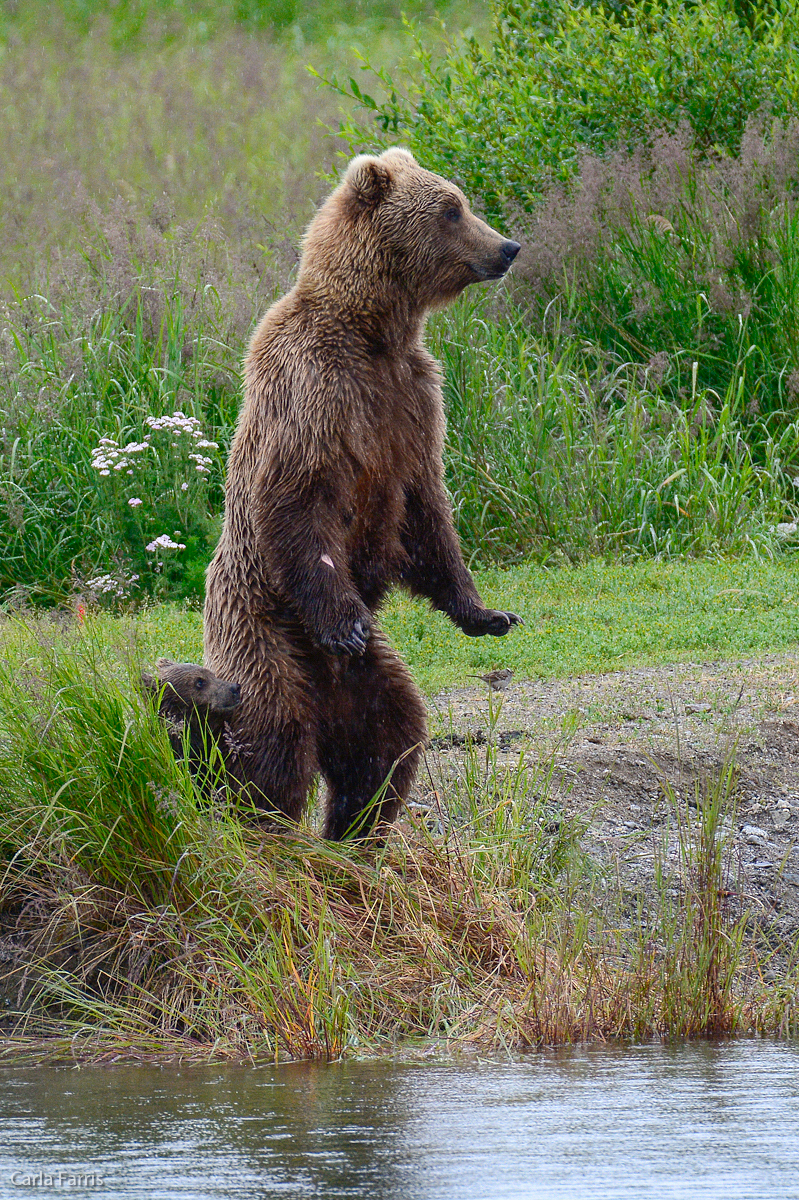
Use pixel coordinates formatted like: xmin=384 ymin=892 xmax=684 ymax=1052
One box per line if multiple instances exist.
xmin=141 ymin=658 xmax=241 ymax=785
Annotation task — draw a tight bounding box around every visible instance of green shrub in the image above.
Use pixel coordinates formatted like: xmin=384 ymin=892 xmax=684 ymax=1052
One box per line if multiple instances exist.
xmin=331 ymin=0 xmax=799 ymax=223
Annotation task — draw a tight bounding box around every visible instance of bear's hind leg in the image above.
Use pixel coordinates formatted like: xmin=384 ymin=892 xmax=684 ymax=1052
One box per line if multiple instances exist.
xmin=215 ymin=623 xmax=320 ymax=826
xmin=317 ymin=635 xmax=427 ymax=840
xmin=233 ymin=713 xmax=317 ymax=825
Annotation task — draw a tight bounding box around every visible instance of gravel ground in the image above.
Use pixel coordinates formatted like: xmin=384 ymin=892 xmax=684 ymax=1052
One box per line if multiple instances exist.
xmin=418 ymin=653 xmax=799 ymax=949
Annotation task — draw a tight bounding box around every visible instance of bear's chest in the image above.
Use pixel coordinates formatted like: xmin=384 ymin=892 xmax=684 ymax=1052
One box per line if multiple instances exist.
xmin=351 ymin=355 xmax=440 ymax=468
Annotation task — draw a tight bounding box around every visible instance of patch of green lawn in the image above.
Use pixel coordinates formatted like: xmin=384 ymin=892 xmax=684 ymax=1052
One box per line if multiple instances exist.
xmin=4 ymin=557 xmax=797 ymax=695
xmin=382 ymin=557 xmax=799 ymax=693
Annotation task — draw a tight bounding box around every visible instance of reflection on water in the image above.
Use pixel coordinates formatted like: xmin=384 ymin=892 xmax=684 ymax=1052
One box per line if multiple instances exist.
xmin=2 ymin=1041 xmax=799 ymax=1199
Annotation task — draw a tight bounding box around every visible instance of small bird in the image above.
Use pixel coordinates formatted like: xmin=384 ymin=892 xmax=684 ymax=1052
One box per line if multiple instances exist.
xmin=468 ymin=667 xmax=514 ymax=692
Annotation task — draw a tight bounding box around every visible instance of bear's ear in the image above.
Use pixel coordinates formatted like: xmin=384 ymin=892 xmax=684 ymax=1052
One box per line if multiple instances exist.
xmin=346 ymin=155 xmax=392 ymax=208
xmin=156 ymin=656 xmax=174 ymax=673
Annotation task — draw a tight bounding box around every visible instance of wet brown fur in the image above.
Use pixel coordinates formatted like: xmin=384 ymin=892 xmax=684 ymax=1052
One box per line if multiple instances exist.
xmin=204 ymin=148 xmax=521 ymax=839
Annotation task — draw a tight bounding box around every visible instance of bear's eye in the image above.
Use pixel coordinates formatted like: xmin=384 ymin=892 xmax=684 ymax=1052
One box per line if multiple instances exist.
xmin=194 ymin=678 xmax=206 ymax=691
xmin=445 ymin=206 xmax=461 ymax=223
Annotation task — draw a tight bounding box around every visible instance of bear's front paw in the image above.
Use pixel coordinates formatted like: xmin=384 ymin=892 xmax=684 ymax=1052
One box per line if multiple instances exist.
xmin=459 ymin=608 xmax=523 ymax=638
xmin=321 ymin=616 xmax=372 ymax=656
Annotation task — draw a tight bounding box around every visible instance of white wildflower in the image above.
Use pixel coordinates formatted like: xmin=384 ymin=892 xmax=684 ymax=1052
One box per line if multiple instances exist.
xmin=83 ymin=571 xmax=140 ymax=598
xmin=146 ymin=411 xmax=202 ymax=435
xmin=146 ymin=534 xmax=186 ymax=552
xmin=128 ymin=497 xmax=143 ymax=507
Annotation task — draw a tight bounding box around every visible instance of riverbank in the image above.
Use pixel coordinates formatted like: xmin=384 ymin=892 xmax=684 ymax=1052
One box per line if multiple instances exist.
xmin=1 ymin=561 xmax=798 ymax=1064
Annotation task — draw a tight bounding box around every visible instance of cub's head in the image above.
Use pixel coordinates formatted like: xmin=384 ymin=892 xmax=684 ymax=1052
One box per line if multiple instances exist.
xmin=141 ymin=659 xmax=241 ymax=717
xmin=300 ymin=148 xmax=520 ymax=311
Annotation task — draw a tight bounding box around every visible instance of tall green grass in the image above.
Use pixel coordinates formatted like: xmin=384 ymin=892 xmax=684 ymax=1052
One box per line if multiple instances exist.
xmin=433 ymin=294 xmax=799 ymax=565
xmin=515 ymin=125 xmax=799 ymax=426
xmin=0 ymin=203 xmax=274 ymax=604
xmin=4 ymin=267 xmax=798 ymax=607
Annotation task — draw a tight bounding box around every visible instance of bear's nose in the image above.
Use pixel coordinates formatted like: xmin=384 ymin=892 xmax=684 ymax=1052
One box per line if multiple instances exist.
xmin=501 ymin=240 xmax=521 ymax=264
xmin=230 ymin=683 xmax=242 ymax=702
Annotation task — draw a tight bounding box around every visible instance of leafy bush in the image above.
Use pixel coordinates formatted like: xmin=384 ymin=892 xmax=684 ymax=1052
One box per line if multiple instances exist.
xmin=332 ymin=0 xmax=799 ymax=223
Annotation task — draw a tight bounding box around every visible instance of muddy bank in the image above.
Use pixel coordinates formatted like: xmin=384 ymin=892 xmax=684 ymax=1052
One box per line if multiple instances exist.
xmin=418 ymin=654 xmax=799 ymax=948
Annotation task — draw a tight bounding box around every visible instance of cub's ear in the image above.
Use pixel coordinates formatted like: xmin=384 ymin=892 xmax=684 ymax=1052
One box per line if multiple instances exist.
xmin=346 ymin=155 xmax=392 ymax=208
xmin=140 ymin=671 xmax=158 ymax=695
xmin=155 ymin=656 xmax=174 ymax=673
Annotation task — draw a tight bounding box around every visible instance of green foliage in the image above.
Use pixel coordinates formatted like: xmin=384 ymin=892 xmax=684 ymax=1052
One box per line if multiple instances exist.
xmin=0 ymin=202 xmax=275 ymax=606
xmin=656 ymin=755 xmax=745 ymax=1037
xmin=3 ymin=0 xmax=799 ymax=607
xmin=431 ymin=293 xmax=799 ymax=567
xmin=3 ymin=274 xmax=798 ymax=605
xmin=517 ymin=124 xmax=799 ymax=423
xmin=0 ymin=630 xmax=200 ymax=906
xmin=331 ymin=0 xmax=799 ymax=223
xmin=0 ymin=292 xmax=225 ymax=606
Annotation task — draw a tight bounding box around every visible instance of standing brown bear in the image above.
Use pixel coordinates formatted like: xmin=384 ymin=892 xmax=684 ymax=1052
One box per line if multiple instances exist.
xmin=204 ymin=147 xmax=521 ymax=839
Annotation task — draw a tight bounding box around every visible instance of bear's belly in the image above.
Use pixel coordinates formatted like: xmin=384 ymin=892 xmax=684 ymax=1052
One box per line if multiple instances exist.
xmin=349 ymin=552 xmax=396 ymax=610
xmin=345 ymin=476 xmax=407 ymax=608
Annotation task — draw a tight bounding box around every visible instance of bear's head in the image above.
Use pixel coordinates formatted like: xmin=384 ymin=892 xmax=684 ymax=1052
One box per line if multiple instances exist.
xmin=141 ymin=659 xmax=241 ymax=719
xmin=298 ymin=148 xmax=520 ymax=315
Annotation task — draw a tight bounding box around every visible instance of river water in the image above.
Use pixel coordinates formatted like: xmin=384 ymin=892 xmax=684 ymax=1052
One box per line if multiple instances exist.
xmin=2 ymin=1041 xmax=799 ymax=1199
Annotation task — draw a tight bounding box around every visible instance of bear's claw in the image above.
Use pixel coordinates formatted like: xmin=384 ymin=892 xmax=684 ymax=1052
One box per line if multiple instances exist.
xmin=325 ymin=617 xmax=371 ymax=656
xmin=459 ymin=608 xmax=523 ymax=638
